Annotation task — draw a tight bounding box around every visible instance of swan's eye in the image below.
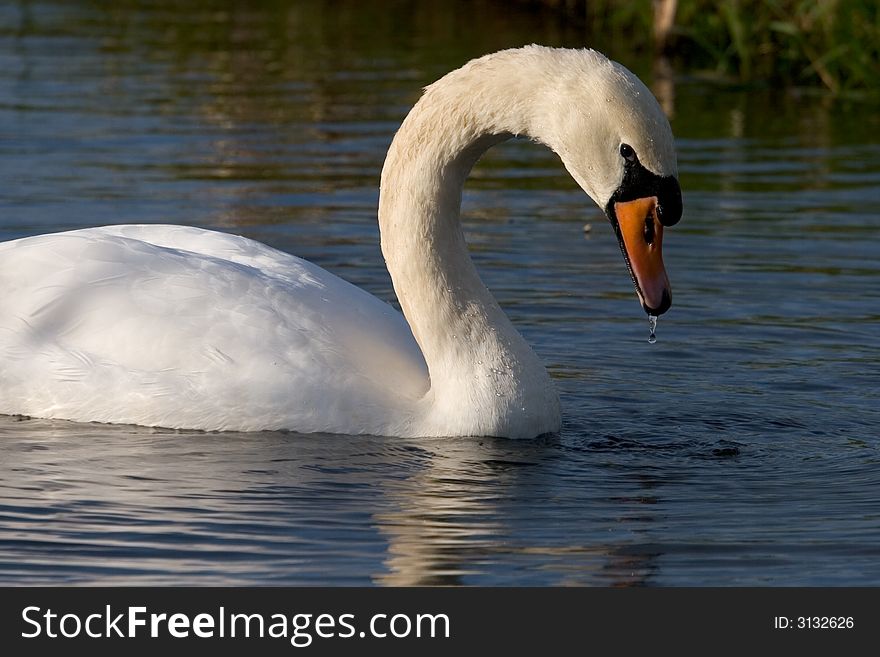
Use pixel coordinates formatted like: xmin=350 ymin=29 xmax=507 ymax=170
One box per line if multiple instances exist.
xmin=619 ymin=143 xmax=636 ymax=162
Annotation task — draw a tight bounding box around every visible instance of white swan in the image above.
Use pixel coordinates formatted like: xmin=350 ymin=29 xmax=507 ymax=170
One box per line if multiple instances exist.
xmin=0 ymin=46 xmax=681 ymax=439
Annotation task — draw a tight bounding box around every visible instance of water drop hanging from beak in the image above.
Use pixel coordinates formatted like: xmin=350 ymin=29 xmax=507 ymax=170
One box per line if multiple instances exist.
xmin=648 ymin=314 xmax=658 ymax=344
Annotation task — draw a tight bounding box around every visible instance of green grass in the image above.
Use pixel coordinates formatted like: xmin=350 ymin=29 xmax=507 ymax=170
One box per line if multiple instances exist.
xmin=550 ymin=0 xmax=880 ymax=94
xmin=675 ymin=0 xmax=880 ymax=93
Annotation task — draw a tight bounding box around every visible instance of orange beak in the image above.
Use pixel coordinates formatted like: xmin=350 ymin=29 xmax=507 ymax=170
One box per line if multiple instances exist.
xmin=613 ymin=196 xmax=672 ymax=315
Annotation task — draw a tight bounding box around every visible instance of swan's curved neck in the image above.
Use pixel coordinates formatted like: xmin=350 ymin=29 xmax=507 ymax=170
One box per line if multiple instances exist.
xmin=378 ymin=61 xmax=560 ymax=437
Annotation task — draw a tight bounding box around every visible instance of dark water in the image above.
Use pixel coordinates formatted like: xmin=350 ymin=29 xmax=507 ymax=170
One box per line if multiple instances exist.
xmin=1 ymin=1 xmax=878 ymax=585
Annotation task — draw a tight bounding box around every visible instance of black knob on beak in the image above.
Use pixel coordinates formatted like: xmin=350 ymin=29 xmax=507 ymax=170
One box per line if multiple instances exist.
xmin=656 ymin=176 xmax=682 ymax=227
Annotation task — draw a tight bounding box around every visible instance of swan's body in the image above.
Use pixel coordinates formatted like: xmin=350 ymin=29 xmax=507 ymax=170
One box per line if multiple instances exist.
xmin=0 ymin=225 xmax=429 ymax=434
xmin=0 ymin=46 xmax=681 ymax=438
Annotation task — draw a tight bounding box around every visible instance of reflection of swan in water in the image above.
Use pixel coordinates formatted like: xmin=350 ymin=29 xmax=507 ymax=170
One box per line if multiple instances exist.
xmin=0 ymin=46 xmax=681 ymax=438
xmin=373 ymin=437 xmax=506 ymax=586
xmin=373 ymin=437 xmax=663 ymax=586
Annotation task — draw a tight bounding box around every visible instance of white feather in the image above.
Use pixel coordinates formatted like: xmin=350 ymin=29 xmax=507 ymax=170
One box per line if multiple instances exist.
xmin=0 ymin=226 xmax=428 ymax=434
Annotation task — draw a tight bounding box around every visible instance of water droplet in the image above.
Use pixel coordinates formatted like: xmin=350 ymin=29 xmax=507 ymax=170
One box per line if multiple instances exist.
xmin=648 ymin=314 xmax=658 ymax=344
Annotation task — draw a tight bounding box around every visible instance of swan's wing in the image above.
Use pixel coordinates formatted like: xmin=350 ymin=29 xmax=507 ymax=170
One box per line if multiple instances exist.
xmin=0 ymin=226 xmax=428 ymax=433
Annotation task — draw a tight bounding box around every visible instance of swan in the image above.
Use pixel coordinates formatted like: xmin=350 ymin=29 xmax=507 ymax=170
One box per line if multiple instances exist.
xmin=0 ymin=46 xmax=681 ymax=439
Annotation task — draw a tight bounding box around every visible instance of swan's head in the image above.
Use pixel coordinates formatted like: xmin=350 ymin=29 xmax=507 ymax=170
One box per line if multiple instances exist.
xmin=533 ymin=47 xmax=682 ymax=315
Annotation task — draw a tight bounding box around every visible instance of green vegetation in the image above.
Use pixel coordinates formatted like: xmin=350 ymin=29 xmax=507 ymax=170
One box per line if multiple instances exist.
xmin=678 ymin=0 xmax=879 ymax=93
xmin=575 ymin=0 xmax=880 ymax=94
